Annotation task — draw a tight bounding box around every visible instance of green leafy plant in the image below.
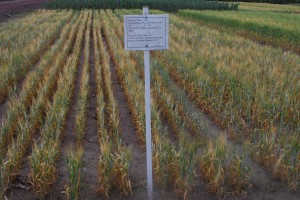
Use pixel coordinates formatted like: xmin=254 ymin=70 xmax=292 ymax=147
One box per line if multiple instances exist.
xmin=66 ymin=146 xmax=84 ymax=200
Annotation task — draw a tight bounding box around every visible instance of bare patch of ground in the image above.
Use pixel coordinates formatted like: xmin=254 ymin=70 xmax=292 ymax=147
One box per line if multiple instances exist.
xmin=0 ymin=0 xmax=48 ymax=22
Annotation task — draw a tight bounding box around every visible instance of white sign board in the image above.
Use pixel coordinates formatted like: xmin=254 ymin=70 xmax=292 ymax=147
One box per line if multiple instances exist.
xmin=124 ymin=14 xmax=169 ymax=50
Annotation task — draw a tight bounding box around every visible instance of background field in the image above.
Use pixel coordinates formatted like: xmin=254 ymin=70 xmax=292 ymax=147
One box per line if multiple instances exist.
xmin=179 ymin=2 xmax=300 ymax=53
xmin=0 ymin=1 xmax=299 ymax=200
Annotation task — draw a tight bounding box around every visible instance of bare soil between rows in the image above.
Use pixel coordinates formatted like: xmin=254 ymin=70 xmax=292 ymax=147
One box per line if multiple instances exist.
xmin=0 ymin=0 xmax=48 ymax=22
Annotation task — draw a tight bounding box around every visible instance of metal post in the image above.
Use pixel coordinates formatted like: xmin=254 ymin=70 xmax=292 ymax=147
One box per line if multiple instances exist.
xmin=143 ymin=6 xmax=153 ymax=200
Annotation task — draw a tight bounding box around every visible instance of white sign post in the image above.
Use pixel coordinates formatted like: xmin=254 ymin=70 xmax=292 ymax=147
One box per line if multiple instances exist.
xmin=124 ymin=7 xmax=169 ymax=200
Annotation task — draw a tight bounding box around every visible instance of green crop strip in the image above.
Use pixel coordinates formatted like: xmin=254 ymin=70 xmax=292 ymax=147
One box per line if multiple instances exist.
xmin=179 ymin=10 xmax=300 ymax=54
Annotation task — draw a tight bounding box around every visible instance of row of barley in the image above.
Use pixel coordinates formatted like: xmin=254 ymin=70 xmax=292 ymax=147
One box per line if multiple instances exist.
xmin=64 ymin=10 xmax=91 ymax=200
xmin=95 ymin=11 xmax=132 ymax=198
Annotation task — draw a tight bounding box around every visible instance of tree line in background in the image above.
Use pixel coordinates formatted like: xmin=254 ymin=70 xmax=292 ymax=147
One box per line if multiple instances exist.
xmin=46 ymin=0 xmax=239 ymax=11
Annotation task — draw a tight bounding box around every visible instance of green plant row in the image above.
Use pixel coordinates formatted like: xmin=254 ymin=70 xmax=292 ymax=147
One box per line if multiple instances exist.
xmin=238 ymin=2 xmax=300 ymax=13
xmin=46 ymin=0 xmax=238 ymax=12
xmin=179 ymin=10 xmax=300 ymax=54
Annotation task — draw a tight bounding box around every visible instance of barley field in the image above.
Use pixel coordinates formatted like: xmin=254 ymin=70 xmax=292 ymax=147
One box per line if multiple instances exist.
xmin=0 ymin=3 xmax=299 ymax=200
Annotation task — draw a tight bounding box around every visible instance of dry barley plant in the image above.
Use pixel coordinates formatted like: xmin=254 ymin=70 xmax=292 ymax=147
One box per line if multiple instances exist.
xmin=94 ymin=11 xmax=132 ymax=198
xmin=0 ymin=6 xmax=299 ymax=200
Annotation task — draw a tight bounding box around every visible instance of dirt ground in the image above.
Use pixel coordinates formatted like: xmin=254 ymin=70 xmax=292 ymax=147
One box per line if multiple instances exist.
xmin=0 ymin=0 xmax=48 ymax=22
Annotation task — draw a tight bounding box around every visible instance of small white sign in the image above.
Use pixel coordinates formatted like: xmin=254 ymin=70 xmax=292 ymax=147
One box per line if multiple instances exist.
xmin=124 ymin=14 xmax=169 ymax=50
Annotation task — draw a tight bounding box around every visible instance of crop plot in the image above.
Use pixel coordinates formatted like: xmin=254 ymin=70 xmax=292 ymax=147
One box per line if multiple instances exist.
xmin=0 ymin=6 xmax=299 ymax=200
